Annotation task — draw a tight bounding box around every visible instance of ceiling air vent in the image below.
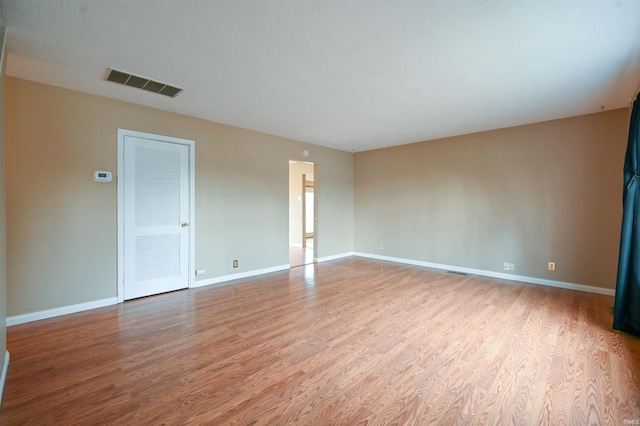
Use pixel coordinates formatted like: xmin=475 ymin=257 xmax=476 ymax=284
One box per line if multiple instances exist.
xmin=105 ymin=68 xmax=184 ymax=98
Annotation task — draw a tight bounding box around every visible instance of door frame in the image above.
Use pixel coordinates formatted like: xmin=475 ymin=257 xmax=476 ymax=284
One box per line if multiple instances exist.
xmin=117 ymin=128 xmax=195 ymax=303
xmin=302 ymin=174 xmax=315 ymax=246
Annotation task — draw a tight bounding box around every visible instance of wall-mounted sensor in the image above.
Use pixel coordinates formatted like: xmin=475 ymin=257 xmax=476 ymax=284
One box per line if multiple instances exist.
xmin=93 ymin=170 xmax=113 ymax=182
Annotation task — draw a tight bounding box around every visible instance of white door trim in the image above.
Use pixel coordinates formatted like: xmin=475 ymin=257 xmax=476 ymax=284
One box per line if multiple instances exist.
xmin=117 ymin=129 xmax=195 ymax=303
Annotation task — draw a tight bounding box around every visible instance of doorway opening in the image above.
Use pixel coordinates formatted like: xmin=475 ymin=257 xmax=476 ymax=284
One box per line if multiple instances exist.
xmin=289 ymin=160 xmax=316 ymax=267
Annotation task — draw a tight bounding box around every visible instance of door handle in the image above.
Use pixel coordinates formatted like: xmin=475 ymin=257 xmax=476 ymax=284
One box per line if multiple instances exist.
xmin=181 ymin=223 xmax=189 ymax=228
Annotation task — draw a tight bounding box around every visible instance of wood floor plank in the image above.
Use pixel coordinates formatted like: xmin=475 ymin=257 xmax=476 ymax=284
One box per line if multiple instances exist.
xmin=1 ymin=258 xmax=639 ymax=425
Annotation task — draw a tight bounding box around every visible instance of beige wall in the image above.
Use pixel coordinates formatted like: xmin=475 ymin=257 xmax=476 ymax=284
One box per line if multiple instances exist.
xmin=5 ymin=77 xmax=354 ymax=317
xmin=4 ymin=72 xmax=632 ymax=317
xmin=0 ymin=25 xmax=7 ymax=378
xmin=354 ymin=109 xmax=629 ymax=289
xmin=289 ymin=161 xmax=314 ymax=246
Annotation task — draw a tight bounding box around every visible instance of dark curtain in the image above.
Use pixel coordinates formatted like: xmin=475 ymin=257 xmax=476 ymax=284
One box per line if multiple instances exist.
xmin=614 ymin=92 xmax=640 ymax=337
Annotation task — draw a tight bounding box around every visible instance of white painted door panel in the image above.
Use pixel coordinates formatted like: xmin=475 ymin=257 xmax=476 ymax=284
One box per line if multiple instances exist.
xmin=123 ymin=136 xmax=190 ymax=300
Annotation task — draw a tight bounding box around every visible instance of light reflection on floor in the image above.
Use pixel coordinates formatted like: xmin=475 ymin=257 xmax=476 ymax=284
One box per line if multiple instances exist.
xmin=303 ymin=264 xmax=315 ymax=286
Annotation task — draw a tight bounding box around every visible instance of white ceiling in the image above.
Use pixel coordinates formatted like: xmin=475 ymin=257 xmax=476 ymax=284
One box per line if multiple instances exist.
xmin=1 ymin=1 xmax=640 ymax=152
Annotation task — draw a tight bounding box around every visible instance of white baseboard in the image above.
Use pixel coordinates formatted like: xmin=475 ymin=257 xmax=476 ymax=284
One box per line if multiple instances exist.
xmin=353 ymin=252 xmax=615 ymax=296
xmin=6 ymin=297 xmax=118 ymax=327
xmin=6 ymin=263 xmax=293 ymax=325
xmin=0 ymin=351 xmax=9 ymax=407
xmin=6 ymin=254 xmax=611 ymax=327
xmin=192 ymin=264 xmax=291 ymax=288
xmin=316 ymin=252 xmax=354 ymax=263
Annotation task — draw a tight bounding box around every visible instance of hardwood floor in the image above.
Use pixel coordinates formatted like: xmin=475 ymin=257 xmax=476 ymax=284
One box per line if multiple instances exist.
xmin=289 ymin=240 xmax=314 ymax=268
xmin=1 ymin=257 xmax=639 ymax=425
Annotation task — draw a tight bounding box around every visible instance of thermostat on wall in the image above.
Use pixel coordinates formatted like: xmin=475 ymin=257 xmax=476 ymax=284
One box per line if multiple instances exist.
xmin=93 ymin=170 xmax=113 ymax=182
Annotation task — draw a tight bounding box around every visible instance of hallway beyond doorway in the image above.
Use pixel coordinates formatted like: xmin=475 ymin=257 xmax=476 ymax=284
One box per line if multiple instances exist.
xmin=290 ymin=238 xmax=313 ymax=267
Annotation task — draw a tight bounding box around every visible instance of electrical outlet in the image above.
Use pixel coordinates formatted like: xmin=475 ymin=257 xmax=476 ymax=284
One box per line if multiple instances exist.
xmin=233 ymin=259 xmax=238 ymax=268
xmin=195 ymin=269 xmax=206 ymax=276
xmin=503 ymin=262 xmax=514 ymax=271
xmin=378 ymin=243 xmax=383 ymax=250
xmin=548 ymin=262 xmax=556 ymax=271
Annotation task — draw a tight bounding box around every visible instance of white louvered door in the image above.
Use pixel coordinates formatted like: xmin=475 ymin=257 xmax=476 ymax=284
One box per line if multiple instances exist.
xmin=123 ymin=136 xmax=190 ymax=300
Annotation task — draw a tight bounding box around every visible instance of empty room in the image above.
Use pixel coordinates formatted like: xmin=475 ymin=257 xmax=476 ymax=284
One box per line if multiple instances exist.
xmin=0 ymin=1 xmax=639 ymax=424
